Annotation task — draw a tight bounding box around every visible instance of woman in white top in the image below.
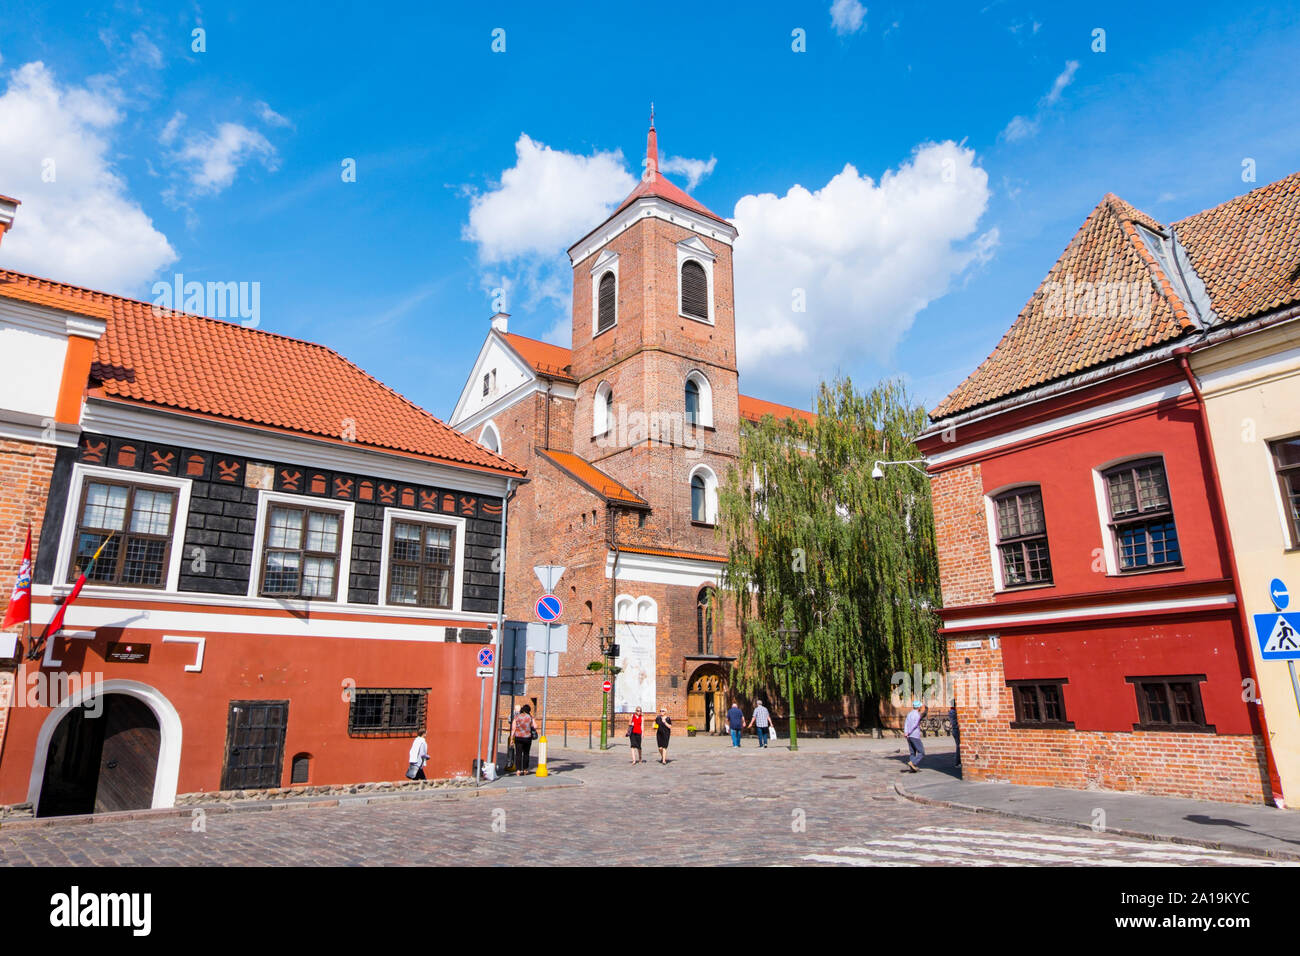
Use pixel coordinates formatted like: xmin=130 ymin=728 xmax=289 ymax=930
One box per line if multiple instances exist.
xmin=408 ymin=729 xmax=429 ymax=780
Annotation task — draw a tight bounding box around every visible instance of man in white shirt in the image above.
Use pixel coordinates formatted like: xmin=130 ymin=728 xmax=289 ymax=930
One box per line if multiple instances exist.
xmin=902 ymin=700 xmax=927 ymax=773
xmin=748 ymin=699 xmax=773 ymax=748
xmin=408 ymin=729 xmax=429 ymax=780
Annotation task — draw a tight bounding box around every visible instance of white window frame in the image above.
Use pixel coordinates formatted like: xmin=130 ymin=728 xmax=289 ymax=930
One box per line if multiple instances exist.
xmin=615 ymin=593 xmax=658 ymax=623
xmin=54 ymin=464 xmax=193 ymax=593
xmin=690 ymin=464 xmax=719 ymax=525
xmin=685 ymin=369 xmax=714 ymax=428
xmin=1091 ymin=452 xmax=1175 ymax=576
xmin=677 ymin=237 xmax=716 ymax=325
xmin=593 ymin=380 xmax=614 ymax=437
xmin=591 ymin=250 xmax=619 ymax=337
xmin=248 ymin=490 xmax=355 ymax=604
xmin=379 ymin=509 xmax=468 ymax=612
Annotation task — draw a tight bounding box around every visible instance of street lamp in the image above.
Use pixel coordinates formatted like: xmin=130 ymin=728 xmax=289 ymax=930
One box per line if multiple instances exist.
xmin=598 ymin=628 xmax=619 ymax=750
xmin=871 ymin=458 xmax=928 ymax=480
xmin=775 ymin=624 xmax=799 ymax=752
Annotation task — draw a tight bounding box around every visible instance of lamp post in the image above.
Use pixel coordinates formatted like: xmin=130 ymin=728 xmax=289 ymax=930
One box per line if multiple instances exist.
xmin=598 ymin=628 xmax=617 ymax=750
xmin=870 ymin=458 xmax=928 ymax=480
xmin=776 ymin=624 xmax=799 ymax=752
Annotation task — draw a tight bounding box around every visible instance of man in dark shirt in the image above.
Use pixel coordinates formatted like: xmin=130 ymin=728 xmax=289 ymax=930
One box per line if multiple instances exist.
xmin=727 ymin=701 xmax=745 ymax=747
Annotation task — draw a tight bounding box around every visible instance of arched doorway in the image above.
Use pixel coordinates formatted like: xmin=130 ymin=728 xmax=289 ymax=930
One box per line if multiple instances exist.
xmin=687 ymin=665 xmax=728 ymax=734
xmin=36 ymin=694 xmax=161 ymax=817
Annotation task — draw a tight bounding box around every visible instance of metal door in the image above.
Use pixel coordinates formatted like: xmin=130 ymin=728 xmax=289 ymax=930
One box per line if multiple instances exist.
xmin=221 ymin=700 xmax=289 ymax=790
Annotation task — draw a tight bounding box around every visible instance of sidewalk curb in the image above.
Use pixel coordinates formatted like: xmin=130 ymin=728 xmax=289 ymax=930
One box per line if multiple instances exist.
xmin=0 ymin=778 xmax=585 ymax=833
xmin=894 ymin=782 xmax=1300 ymax=863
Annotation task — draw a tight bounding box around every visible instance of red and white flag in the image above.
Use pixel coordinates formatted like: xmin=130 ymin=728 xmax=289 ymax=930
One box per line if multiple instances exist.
xmin=1 ymin=526 xmax=31 ymax=630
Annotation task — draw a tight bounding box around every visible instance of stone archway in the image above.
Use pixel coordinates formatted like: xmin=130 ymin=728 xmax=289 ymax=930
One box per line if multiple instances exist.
xmin=686 ymin=664 xmax=728 ymax=735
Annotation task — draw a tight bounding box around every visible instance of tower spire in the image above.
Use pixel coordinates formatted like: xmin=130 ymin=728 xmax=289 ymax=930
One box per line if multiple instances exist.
xmin=644 ymin=103 xmax=658 ymax=182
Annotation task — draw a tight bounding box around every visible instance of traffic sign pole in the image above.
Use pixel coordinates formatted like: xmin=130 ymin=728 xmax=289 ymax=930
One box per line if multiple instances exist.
xmin=474 ymin=673 xmax=486 ymax=786
xmin=533 ymin=586 xmax=564 ymax=779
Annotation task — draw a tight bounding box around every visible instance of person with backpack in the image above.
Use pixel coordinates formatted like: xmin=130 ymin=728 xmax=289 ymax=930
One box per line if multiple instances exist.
xmin=512 ymin=704 xmax=536 ymax=776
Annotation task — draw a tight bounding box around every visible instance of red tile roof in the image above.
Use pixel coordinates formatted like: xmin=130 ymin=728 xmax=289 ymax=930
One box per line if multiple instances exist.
xmin=738 ymin=394 xmax=817 ymax=425
xmin=929 ymin=174 xmax=1300 ymax=419
xmin=538 ymin=449 xmax=648 ymax=506
xmin=616 ymin=544 xmax=727 ymax=564
xmin=501 ymin=332 xmax=575 ymax=382
xmin=606 ymin=121 xmax=730 ymax=229
xmin=0 ymin=268 xmax=524 ymax=475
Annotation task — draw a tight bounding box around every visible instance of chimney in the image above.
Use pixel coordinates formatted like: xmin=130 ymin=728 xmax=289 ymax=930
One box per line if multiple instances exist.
xmin=0 ymin=193 xmax=19 ymax=247
xmin=490 ymin=311 xmax=509 ymax=334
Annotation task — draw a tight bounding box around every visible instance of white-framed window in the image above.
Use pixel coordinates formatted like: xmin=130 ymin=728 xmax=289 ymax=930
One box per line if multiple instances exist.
xmin=479 ymin=420 xmax=501 ymax=454
xmin=685 ymin=370 xmax=714 ymax=428
xmin=676 ymin=236 xmax=715 ymax=325
xmin=54 ymin=464 xmax=192 ymax=592
xmin=590 ymin=249 xmax=619 ymax=336
xmin=1090 ymin=454 xmax=1182 ymax=575
xmin=615 ymin=593 xmax=658 ymax=623
xmin=593 ymin=381 xmax=614 ymax=436
xmin=690 ymin=464 xmax=719 ymax=525
xmin=984 ymin=484 xmax=1053 ymax=590
xmin=248 ymin=491 xmax=355 ymax=603
xmin=379 ymin=509 xmax=467 ymax=611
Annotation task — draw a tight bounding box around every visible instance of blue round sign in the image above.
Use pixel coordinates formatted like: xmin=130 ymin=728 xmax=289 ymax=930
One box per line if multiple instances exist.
xmin=1270 ymin=578 xmax=1289 ymax=611
xmin=536 ymin=594 xmax=563 ymax=622
xmin=477 ymin=646 xmax=494 ymax=667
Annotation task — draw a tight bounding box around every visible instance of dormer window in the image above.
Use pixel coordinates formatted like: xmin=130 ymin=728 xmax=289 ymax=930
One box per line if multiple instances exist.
xmin=681 ymin=261 xmax=708 ymax=320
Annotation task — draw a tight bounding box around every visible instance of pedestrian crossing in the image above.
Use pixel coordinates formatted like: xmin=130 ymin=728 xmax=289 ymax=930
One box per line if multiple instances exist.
xmin=803 ymin=826 xmax=1296 ymax=867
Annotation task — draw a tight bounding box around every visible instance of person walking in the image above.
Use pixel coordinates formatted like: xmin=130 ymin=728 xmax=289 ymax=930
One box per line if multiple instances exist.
xmin=727 ymin=700 xmax=745 ymax=747
xmin=512 ymin=704 xmax=536 ymax=776
xmin=949 ymin=700 xmax=961 ymax=768
xmin=654 ymin=707 xmax=673 ymax=763
xmin=747 ymin=698 xmax=773 ymax=748
xmin=903 ymin=699 xmax=927 ymax=773
xmin=407 ymin=728 xmax=429 ymax=780
xmin=628 ymin=707 xmax=644 ymax=764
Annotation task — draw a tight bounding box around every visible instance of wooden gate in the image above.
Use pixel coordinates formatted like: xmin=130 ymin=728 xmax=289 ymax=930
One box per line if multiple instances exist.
xmin=221 ymin=700 xmax=289 ymax=790
xmin=38 ymin=694 xmax=160 ymax=817
xmin=686 ymin=669 xmax=726 ymax=734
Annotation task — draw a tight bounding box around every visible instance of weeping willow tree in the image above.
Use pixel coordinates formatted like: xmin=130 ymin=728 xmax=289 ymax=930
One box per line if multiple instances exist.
xmin=718 ymin=377 xmax=943 ymax=726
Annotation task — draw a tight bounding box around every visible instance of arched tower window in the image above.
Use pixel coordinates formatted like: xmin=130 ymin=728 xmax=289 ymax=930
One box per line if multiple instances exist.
xmin=685 ymin=379 xmax=700 ymax=425
xmin=696 ymin=587 xmax=715 ymax=655
xmin=594 ymin=381 xmax=614 ymax=436
xmin=684 ymin=371 xmax=713 ymax=427
xmin=680 ymin=260 xmax=708 ymax=320
xmin=690 ymin=465 xmax=718 ymax=524
xmin=597 ymin=271 xmax=616 ymax=333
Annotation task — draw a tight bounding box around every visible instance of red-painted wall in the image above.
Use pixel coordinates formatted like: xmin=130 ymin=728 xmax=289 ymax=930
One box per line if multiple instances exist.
xmin=0 ymin=630 xmax=496 ymax=806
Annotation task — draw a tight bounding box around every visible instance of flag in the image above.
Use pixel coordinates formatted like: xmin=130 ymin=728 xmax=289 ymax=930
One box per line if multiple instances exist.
xmin=28 ymin=531 xmax=113 ymax=661
xmin=2 ymin=526 xmax=31 ymax=630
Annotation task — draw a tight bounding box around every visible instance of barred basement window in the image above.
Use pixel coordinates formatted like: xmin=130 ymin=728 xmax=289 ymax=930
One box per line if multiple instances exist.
xmin=260 ymin=505 xmax=343 ymax=599
xmin=597 ymin=271 xmax=616 ymax=333
xmin=1270 ymin=437 xmax=1300 ymax=547
xmin=290 ymin=753 xmax=311 ymax=784
xmin=348 ymin=688 xmax=429 ymax=737
xmin=681 ymin=260 xmax=708 ymax=320
xmin=70 ymin=479 xmax=177 ymax=588
xmin=1103 ymin=458 xmax=1182 ymax=571
xmin=388 ymin=520 xmax=456 ymax=609
xmin=994 ymin=486 xmax=1053 ymax=587
xmin=1127 ymin=675 xmax=1213 ymax=732
xmin=1009 ymin=680 xmax=1073 ymax=728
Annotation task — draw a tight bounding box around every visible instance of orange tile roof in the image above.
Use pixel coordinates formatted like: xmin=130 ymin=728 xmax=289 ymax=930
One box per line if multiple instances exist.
xmin=738 ymin=394 xmax=817 ymax=425
xmin=616 ymin=544 xmax=727 ymax=564
xmin=0 ymin=268 xmax=523 ymax=475
xmin=501 ymin=332 xmax=575 ymax=382
xmin=0 ymin=273 xmax=113 ymax=321
xmin=933 ymin=173 xmax=1300 ymax=420
xmin=538 ymin=449 xmax=648 ymax=506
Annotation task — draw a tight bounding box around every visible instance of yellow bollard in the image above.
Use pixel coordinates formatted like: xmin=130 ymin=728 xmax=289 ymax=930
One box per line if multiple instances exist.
xmin=535 ymin=736 xmax=549 ymax=777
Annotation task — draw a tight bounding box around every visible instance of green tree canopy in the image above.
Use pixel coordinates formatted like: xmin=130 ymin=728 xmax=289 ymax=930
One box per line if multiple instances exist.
xmin=718 ymin=377 xmax=943 ymax=714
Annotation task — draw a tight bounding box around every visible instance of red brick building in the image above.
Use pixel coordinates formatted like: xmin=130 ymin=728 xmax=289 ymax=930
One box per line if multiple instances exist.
xmin=0 ymin=195 xmax=523 ymax=816
xmin=450 ymin=121 xmax=811 ymax=733
xmin=918 ymin=181 xmax=1300 ymax=805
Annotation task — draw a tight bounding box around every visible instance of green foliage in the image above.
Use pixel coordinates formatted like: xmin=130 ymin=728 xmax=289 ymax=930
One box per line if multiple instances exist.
xmin=718 ymin=377 xmax=944 ymax=706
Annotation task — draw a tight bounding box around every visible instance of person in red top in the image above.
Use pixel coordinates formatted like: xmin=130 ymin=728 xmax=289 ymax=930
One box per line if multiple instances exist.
xmin=627 ymin=707 xmax=644 ymax=764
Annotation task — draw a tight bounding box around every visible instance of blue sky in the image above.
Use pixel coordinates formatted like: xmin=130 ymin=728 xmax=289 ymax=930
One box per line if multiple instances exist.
xmin=1 ymin=0 xmax=1298 ymax=421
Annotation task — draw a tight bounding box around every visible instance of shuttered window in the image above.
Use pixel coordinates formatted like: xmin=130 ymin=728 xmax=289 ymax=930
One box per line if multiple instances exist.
xmin=681 ymin=260 xmax=708 ymax=320
xmin=597 ymin=271 xmax=616 ymax=332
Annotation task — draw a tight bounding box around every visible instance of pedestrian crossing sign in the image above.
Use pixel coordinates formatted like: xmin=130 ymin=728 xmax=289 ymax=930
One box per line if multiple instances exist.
xmin=1253 ymin=611 xmax=1300 ymax=661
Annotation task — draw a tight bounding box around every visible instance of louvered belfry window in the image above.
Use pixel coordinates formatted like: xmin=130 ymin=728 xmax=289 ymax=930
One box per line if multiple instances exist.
xmin=681 ymin=260 xmax=708 ymax=320
xmin=597 ymin=271 xmax=616 ymax=332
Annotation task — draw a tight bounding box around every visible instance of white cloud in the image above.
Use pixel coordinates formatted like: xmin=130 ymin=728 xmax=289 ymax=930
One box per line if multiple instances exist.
xmin=730 ymin=141 xmax=996 ymax=397
xmin=830 ymin=0 xmax=868 ymax=35
xmin=1042 ymin=60 xmax=1079 ymax=106
xmin=0 ymin=61 xmax=175 ymax=293
xmin=465 ymin=134 xmax=637 ymax=264
xmin=159 ymin=110 xmax=185 ymax=146
xmin=660 ymin=154 xmax=716 ymax=190
xmin=255 ymin=101 xmax=292 ymax=128
xmin=1001 ymin=115 xmax=1037 ymax=141
xmin=1001 ymin=60 xmax=1079 ymax=141
xmin=171 ymin=121 xmax=279 ymax=195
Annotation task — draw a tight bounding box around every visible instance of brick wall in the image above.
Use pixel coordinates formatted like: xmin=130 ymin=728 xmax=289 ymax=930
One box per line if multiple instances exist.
xmin=949 ymin=635 xmax=1271 ymax=805
xmin=929 ymin=463 xmax=994 ymax=608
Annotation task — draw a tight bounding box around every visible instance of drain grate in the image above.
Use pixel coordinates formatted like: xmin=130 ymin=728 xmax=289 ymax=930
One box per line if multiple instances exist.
xmin=821 ymin=774 xmax=857 ymax=780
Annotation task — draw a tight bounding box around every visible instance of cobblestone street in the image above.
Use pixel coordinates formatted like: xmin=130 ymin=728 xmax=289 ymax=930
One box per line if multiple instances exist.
xmin=1 ymin=740 xmax=1290 ymax=866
